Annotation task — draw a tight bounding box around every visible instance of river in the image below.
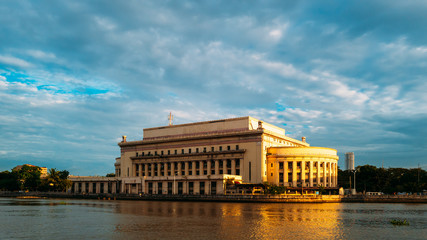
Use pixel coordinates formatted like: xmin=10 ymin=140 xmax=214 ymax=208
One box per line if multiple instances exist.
xmin=0 ymin=197 xmax=425 ymax=239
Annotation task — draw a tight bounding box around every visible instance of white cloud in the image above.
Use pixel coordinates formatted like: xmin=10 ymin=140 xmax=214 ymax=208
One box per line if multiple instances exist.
xmin=26 ymin=50 xmax=56 ymax=60
xmin=0 ymin=75 xmax=7 ymax=88
xmin=0 ymin=55 xmax=33 ymax=68
xmin=94 ymin=16 xmax=117 ymax=31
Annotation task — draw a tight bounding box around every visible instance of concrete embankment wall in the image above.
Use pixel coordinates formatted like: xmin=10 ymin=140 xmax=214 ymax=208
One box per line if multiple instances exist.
xmin=341 ymin=195 xmax=427 ymax=203
xmin=1 ymin=191 xmax=426 ymax=203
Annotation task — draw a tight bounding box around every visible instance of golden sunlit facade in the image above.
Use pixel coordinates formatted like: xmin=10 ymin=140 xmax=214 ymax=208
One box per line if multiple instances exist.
xmin=267 ymin=147 xmax=338 ymax=188
xmin=70 ymin=116 xmax=338 ymax=195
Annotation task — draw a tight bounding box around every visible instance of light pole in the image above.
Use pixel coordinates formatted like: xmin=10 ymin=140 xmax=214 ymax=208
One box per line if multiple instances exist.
xmin=352 ymin=169 xmax=356 ymax=195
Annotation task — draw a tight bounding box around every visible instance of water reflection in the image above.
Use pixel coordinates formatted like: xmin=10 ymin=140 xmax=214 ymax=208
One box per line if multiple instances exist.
xmin=1 ymin=198 xmax=426 ymax=239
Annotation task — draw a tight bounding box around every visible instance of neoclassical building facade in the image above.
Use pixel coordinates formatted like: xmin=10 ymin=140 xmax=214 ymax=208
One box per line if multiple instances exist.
xmin=70 ymin=116 xmax=338 ymax=195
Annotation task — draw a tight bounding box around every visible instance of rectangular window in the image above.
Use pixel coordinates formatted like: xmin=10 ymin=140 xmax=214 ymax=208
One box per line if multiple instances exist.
xmin=200 ymin=182 xmax=205 ymax=195
xmin=174 ymin=150 xmax=177 ymax=155
xmin=219 ymin=146 xmax=222 ymax=151
xmin=279 ymin=162 xmax=284 ymax=169
xmin=203 ymin=147 xmax=206 ymax=153
xmin=168 ymin=150 xmax=170 ymax=155
xmin=211 ymin=147 xmax=214 ymax=152
xmin=227 ymin=146 xmax=230 ymax=150
xmin=136 ymin=152 xmax=138 ymax=157
xmin=155 ymin=151 xmax=158 ymax=155
xmin=236 ymin=145 xmax=239 ymax=150
xmin=181 ymin=149 xmax=184 ymax=154
xmin=189 ymin=148 xmax=192 ymax=154
xmin=196 ymin=148 xmax=199 ymax=153
xmin=161 ymin=150 xmax=164 ymax=155
xmin=142 ymin=152 xmax=144 ymax=156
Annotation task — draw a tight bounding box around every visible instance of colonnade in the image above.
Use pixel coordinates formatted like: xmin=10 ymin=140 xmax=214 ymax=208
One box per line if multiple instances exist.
xmin=72 ymin=181 xmax=119 ymax=194
xmin=274 ymin=160 xmax=338 ymax=188
xmin=132 ymin=159 xmax=241 ymax=178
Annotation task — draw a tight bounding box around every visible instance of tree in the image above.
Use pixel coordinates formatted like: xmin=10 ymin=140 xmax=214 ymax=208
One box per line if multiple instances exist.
xmin=13 ymin=165 xmax=42 ymax=191
xmin=41 ymin=168 xmax=71 ymax=192
xmin=0 ymin=171 xmax=19 ymax=191
xmin=106 ymin=173 xmax=115 ymax=177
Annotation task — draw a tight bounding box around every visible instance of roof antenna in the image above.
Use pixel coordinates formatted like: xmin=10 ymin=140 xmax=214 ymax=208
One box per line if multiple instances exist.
xmin=168 ymin=112 xmax=174 ymax=126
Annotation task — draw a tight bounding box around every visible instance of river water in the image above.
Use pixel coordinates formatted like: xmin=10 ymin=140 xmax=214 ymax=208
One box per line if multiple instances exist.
xmin=0 ymin=197 xmax=425 ymax=239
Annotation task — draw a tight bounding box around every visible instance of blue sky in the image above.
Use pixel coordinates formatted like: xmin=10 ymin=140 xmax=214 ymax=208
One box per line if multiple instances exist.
xmin=1 ymin=1 xmax=426 ymax=175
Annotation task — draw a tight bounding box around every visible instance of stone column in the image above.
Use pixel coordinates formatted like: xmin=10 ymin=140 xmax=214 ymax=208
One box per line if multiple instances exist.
xmin=144 ymin=164 xmax=148 ymax=177
xmin=88 ymin=182 xmax=93 ymax=193
xmin=317 ymin=161 xmax=321 ymax=186
xmin=301 ymin=160 xmax=306 ymax=186
xmin=111 ymin=182 xmax=116 ymax=194
xmin=335 ymin=163 xmax=338 ymax=187
xmin=185 ymin=161 xmax=189 ymax=176
xmin=274 ymin=160 xmax=279 ymax=185
xmin=171 ymin=162 xmax=175 ymax=176
xmin=200 ymin=161 xmax=204 ymax=175
xmin=207 ymin=161 xmax=211 ymax=175
xmin=178 ymin=162 xmax=182 ymax=176
xmin=309 ymin=161 xmax=314 ymax=187
xmin=192 ymin=161 xmax=196 ymax=176
xmin=292 ymin=161 xmax=297 ymax=187
xmin=323 ymin=161 xmax=327 ymax=187
xmin=139 ymin=164 xmax=142 ymax=177
xmin=215 ymin=160 xmax=219 ymax=175
xmin=231 ymin=159 xmax=236 ymax=175
xmin=284 ymin=160 xmax=288 ymax=184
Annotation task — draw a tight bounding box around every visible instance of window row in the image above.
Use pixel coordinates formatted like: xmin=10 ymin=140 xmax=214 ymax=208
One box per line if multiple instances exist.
xmin=134 ymin=159 xmax=241 ymax=177
xmin=135 ymin=145 xmax=240 ymax=157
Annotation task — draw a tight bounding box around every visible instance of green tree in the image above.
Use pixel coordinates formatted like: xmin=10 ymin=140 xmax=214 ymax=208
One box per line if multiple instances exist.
xmin=13 ymin=165 xmax=42 ymax=191
xmin=41 ymin=168 xmax=71 ymax=192
xmin=0 ymin=171 xmax=20 ymax=191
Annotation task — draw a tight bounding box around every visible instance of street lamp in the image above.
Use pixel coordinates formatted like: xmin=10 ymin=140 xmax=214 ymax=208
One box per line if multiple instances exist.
xmin=351 ymin=169 xmax=356 ymax=195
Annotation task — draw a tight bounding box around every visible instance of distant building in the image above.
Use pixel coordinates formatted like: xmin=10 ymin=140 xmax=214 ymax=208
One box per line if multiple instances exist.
xmin=13 ymin=164 xmax=48 ymax=178
xmin=70 ymin=116 xmax=339 ymax=195
xmin=345 ymin=152 xmax=355 ymax=171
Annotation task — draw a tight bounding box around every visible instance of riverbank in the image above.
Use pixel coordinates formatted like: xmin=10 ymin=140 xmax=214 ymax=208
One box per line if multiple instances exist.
xmin=1 ymin=191 xmax=426 ymax=203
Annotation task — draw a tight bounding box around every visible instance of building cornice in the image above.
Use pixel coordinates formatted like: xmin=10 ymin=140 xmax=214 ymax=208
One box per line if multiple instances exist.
xmin=130 ymin=149 xmax=246 ymax=161
xmin=118 ymin=130 xmax=263 ymax=147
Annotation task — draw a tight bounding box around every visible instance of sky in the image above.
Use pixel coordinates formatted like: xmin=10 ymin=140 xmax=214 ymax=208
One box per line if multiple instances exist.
xmin=1 ymin=1 xmax=426 ymax=176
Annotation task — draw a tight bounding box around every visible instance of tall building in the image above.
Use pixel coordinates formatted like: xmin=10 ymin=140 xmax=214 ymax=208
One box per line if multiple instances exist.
xmin=70 ymin=116 xmax=339 ymax=195
xmin=345 ymin=152 xmax=355 ymax=171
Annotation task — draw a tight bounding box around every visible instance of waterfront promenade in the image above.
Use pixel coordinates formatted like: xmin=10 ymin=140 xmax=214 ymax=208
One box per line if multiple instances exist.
xmin=1 ymin=191 xmax=426 ymax=203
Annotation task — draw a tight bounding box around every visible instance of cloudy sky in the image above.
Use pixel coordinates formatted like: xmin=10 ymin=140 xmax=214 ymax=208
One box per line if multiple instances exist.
xmin=1 ymin=1 xmax=426 ymax=175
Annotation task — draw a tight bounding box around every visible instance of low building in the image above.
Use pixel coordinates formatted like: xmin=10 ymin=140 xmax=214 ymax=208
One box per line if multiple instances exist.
xmin=13 ymin=164 xmax=48 ymax=178
xmin=70 ymin=116 xmax=339 ymax=195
